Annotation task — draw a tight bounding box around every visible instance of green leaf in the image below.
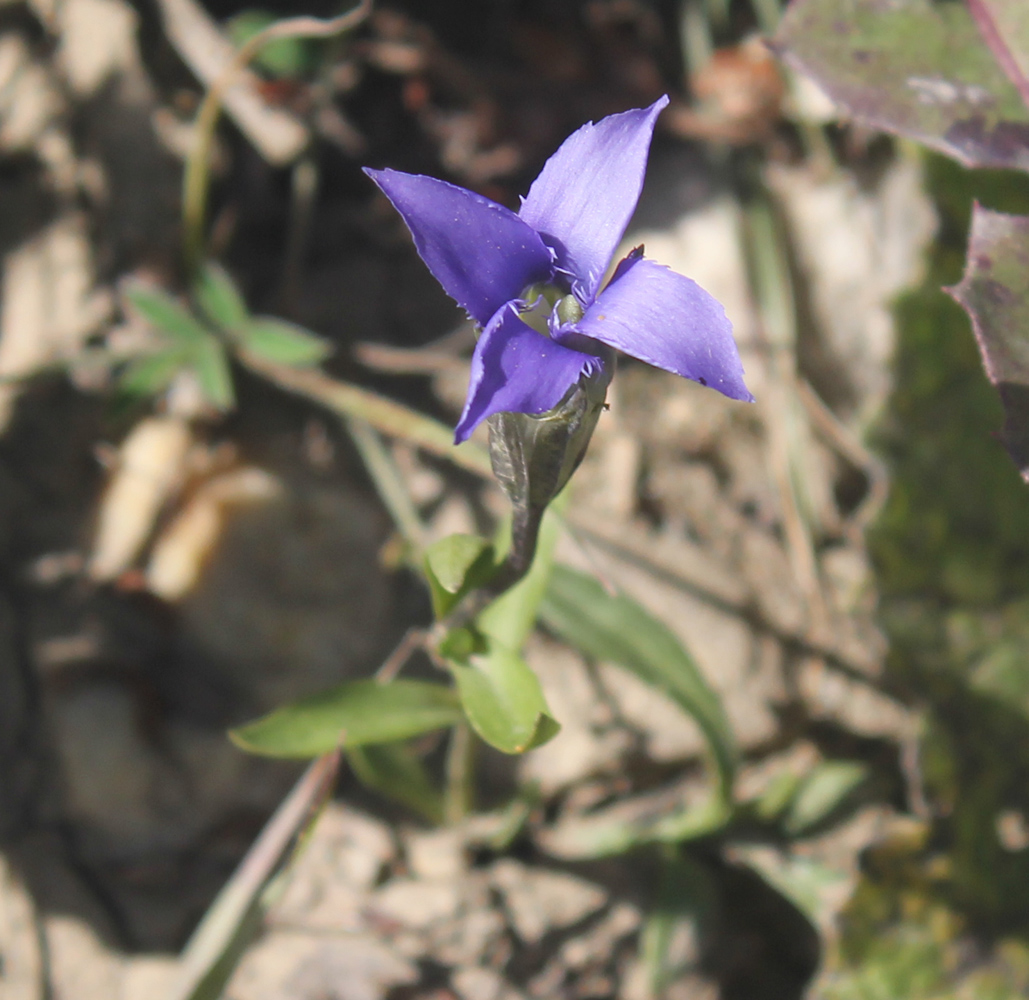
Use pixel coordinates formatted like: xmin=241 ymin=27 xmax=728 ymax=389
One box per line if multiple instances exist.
xmin=540 ymin=564 xmax=737 ymax=798
xmin=230 ymin=679 xmax=462 ymax=758
xmin=477 ymin=499 xmax=564 ymax=651
xmin=347 ymin=742 xmax=444 ymax=824
xmin=424 ymin=534 xmax=497 ymax=619
xmin=125 ymin=285 xmax=211 ymax=348
xmin=192 ymin=337 xmax=236 ymax=410
xmin=194 ymin=262 xmax=249 ymax=331
xmin=447 ymin=636 xmax=559 ymax=755
xmin=540 ymin=787 xmax=731 ymax=859
xmin=641 ymin=854 xmax=718 ymax=997
xmin=226 ymin=9 xmax=315 ymax=78
xmin=117 ymin=349 xmax=187 ymax=400
xmin=776 ymin=0 xmax=1029 ymax=172
xmin=783 ymin=761 xmax=867 ymax=836
xmin=240 ymin=317 xmax=332 ymax=367
xmin=947 ymin=206 xmax=1029 ymax=483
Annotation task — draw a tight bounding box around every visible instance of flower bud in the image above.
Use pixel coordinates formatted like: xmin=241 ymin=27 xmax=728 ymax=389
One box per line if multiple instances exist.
xmin=487 ymin=356 xmax=612 ymax=575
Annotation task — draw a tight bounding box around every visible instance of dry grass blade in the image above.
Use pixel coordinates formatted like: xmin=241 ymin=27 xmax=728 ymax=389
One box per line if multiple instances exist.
xmin=166 ymin=751 xmax=341 ymax=1000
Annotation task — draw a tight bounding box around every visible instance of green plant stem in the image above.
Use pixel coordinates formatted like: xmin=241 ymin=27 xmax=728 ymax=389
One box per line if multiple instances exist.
xmin=238 ymin=349 xmax=492 ymax=478
xmin=444 ymin=721 xmax=475 ymax=825
xmin=750 ymin=0 xmax=782 ymax=34
xmin=345 ymin=416 xmax=427 ymax=555
xmin=182 ymin=0 xmax=372 ymax=276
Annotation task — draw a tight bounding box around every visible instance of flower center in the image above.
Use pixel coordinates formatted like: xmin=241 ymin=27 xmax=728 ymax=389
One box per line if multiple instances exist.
xmin=518 ymin=283 xmax=583 ymax=337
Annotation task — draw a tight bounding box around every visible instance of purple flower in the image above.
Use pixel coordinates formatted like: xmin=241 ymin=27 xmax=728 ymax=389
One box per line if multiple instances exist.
xmin=365 ymin=95 xmax=753 ymax=444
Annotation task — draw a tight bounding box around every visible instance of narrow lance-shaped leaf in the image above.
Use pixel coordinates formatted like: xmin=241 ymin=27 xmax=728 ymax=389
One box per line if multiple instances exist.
xmin=194 ymin=261 xmax=249 ymax=331
xmin=192 ymin=337 xmax=236 ymax=411
xmin=230 ymin=679 xmax=462 ymax=758
xmin=782 ymin=761 xmax=867 ymax=836
xmin=540 ymin=565 xmax=737 ymax=797
xmin=946 ymin=204 xmax=1029 ymax=482
xmin=347 ymin=742 xmax=444 ymax=824
xmin=125 ymin=285 xmax=212 ymax=347
xmin=776 ymin=0 xmax=1029 ymax=172
xmin=118 ymin=349 xmax=188 ymax=401
xmin=241 ymin=317 xmax=333 ymax=367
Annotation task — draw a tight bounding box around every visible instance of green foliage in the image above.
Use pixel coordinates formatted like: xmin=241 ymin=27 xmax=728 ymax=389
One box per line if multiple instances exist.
xmin=782 ymin=761 xmax=867 ymax=836
xmin=226 ymin=10 xmax=316 ymax=78
xmin=424 ymin=534 xmax=497 ymax=619
xmin=194 ymin=261 xmax=249 ymax=330
xmin=539 ymin=564 xmax=737 ymax=799
xmin=239 ymin=318 xmax=331 ymax=367
xmin=229 ymin=680 xmax=462 ymax=758
xmin=777 ymin=0 xmax=1029 ymax=172
xmin=447 ymin=633 xmax=560 ymax=755
xmin=477 ymin=502 xmax=563 ymax=650
xmin=862 ymin=155 xmax=1029 ymax=959
xmin=870 ymin=158 xmax=1029 ymax=605
xmin=120 ymin=264 xmax=332 ymax=410
xmin=124 ymin=285 xmax=235 ymax=410
xmin=347 ymin=743 xmax=445 ymax=824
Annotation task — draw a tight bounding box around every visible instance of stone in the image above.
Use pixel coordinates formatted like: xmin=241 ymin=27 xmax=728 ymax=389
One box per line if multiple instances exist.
xmin=519 ymin=637 xmax=629 ymax=792
xmin=0 ymin=213 xmax=110 ymax=430
xmin=452 ymin=965 xmax=525 ymax=1000
xmin=226 ymin=931 xmax=417 ymax=1000
xmin=55 ymin=0 xmax=140 ymax=97
xmin=369 ymin=878 xmax=463 ymax=931
xmin=171 ymin=475 xmax=394 ymax=713
xmin=403 ymin=826 xmax=466 ymax=881
xmin=490 ymin=859 xmax=606 ymax=945
xmin=273 ymin=804 xmax=394 ymax=933
xmin=0 ymin=854 xmax=44 ymax=1000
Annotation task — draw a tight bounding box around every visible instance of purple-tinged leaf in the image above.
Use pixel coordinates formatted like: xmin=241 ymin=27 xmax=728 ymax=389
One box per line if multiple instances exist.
xmin=946 ymin=205 xmax=1029 ymax=482
xmin=967 ymin=0 xmax=1029 ymax=111
xmin=776 ymin=0 xmax=1029 ymax=172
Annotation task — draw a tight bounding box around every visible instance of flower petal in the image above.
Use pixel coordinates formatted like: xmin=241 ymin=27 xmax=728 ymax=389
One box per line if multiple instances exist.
xmin=570 ymin=255 xmax=754 ymax=401
xmin=454 ymin=305 xmax=602 ymax=443
xmin=365 ymin=168 xmax=553 ymax=327
xmin=517 ymin=96 xmax=669 ymax=300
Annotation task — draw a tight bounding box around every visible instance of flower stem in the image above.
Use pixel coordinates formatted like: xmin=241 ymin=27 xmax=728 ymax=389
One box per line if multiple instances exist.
xmin=181 ymin=0 xmax=372 ymax=277
xmin=444 ymin=721 xmax=475 ymax=825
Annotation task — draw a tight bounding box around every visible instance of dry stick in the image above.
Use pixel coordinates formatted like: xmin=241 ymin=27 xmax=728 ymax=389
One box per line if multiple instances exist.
xmin=375 ymin=627 xmax=430 ymax=684
xmin=795 ymin=378 xmax=890 ymax=534
xmin=182 ymin=0 xmax=374 ymax=275
xmin=168 ymin=751 xmax=341 ymax=1000
xmin=743 ymin=190 xmax=828 ymax=629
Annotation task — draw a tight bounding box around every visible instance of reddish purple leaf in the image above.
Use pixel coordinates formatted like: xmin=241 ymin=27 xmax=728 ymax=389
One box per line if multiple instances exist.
xmin=776 ymin=0 xmax=1029 ymax=172
xmin=946 ymin=205 xmax=1029 ymax=482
